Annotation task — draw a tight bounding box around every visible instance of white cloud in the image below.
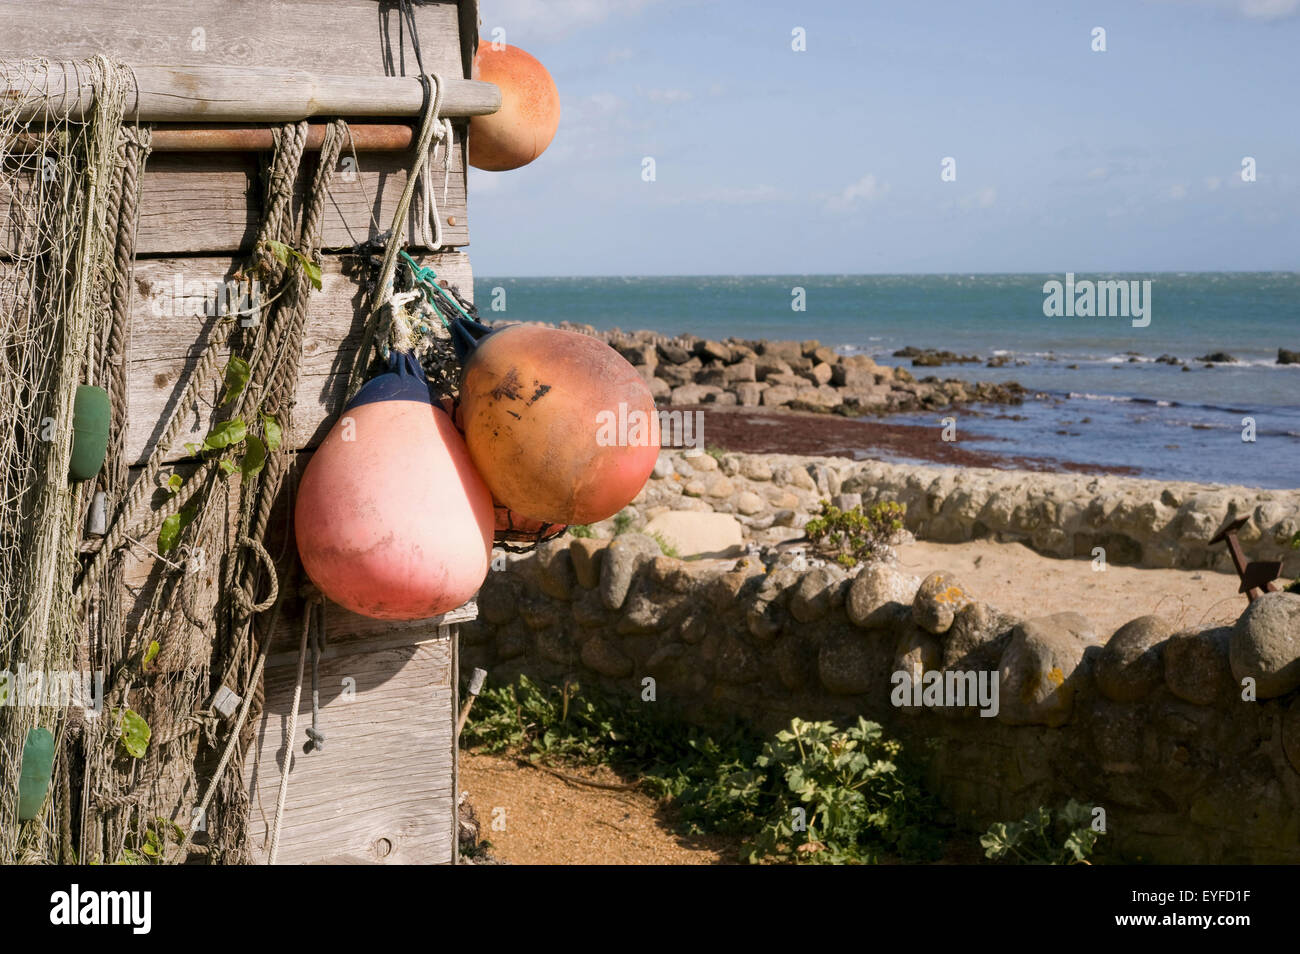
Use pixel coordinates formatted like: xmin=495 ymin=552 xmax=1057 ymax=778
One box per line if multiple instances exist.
xmin=1152 ymin=0 xmax=1299 ymax=19
xmin=825 ymin=174 xmax=888 ymax=210
xmin=1168 ymin=183 xmax=1189 ymax=199
xmin=1205 ymin=176 xmax=1223 ymax=191
xmin=1236 ymin=0 xmax=1299 ymax=18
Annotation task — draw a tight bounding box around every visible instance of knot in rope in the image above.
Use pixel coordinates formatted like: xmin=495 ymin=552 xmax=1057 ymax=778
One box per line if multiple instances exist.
xmin=231 ymin=535 xmax=278 ymax=616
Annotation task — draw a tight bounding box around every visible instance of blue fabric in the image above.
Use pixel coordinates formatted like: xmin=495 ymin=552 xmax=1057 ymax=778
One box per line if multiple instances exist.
xmin=346 ymin=350 xmax=434 ymax=410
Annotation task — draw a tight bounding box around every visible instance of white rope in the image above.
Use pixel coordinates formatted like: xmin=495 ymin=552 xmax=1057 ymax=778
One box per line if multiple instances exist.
xmin=347 ymin=70 xmax=449 ymax=400
xmin=267 ymin=598 xmax=316 ymax=865
xmin=417 ymin=115 xmax=453 ymax=249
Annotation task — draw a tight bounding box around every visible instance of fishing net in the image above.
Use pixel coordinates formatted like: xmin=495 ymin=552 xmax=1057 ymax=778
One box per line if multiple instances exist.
xmin=1 ymin=55 xmax=350 ymax=864
xmin=0 ymin=56 xmax=139 ymax=863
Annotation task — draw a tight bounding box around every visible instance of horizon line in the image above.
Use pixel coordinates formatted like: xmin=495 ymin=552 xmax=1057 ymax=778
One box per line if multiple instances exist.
xmin=471 ymin=269 xmax=1300 ymax=280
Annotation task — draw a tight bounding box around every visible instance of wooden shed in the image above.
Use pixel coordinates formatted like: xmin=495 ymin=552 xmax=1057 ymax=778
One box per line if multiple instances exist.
xmin=0 ymin=0 xmax=495 ymax=865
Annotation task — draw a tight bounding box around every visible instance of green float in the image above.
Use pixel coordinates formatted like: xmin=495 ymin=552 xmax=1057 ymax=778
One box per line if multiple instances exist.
xmin=69 ymin=384 xmax=109 ymax=481
xmin=17 ymin=727 xmax=55 ymax=821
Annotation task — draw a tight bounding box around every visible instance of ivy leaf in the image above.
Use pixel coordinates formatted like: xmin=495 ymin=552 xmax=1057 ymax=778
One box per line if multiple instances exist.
xmin=240 ymin=435 xmax=266 ymax=477
xmin=261 ymin=414 xmax=282 ymax=452
xmin=118 ymin=708 xmax=151 ymax=758
xmin=264 ymin=239 xmax=322 ymax=290
xmin=183 ymin=442 xmax=202 ymax=458
xmin=218 ymin=458 xmax=237 ymax=476
xmin=166 ymin=473 xmax=183 ymax=493
xmin=143 ymin=641 xmax=160 ymax=667
xmin=220 ymin=356 xmax=251 ymax=407
xmin=203 ymin=418 xmax=246 ymax=452
xmin=158 ymin=504 xmax=198 ymax=554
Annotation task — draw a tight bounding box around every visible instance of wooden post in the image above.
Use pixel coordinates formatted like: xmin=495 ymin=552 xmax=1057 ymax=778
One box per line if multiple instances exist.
xmin=3 ymin=63 xmax=500 ymax=122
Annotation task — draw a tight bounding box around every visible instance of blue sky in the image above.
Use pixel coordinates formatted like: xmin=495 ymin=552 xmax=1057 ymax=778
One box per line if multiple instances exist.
xmin=467 ymin=0 xmax=1300 ymax=276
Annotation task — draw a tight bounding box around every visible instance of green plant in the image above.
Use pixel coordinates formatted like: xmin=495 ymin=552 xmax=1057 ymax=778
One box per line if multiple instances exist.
xmin=705 ymin=444 xmax=726 ymax=463
xmin=611 ymin=510 xmax=634 ymax=535
xmin=650 ymin=531 xmax=679 ymax=558
xmin=160 ymin=363 xmax=282 ymax=553
xmin=461 ymin=677 xmax=946 ymax=863
xmin=742 ymin=717 xmax=943 ymax=864
xmin=804 ymin=500 xmax=906 ymax=567
xmin=568 ymin=524 xmax=594 ymax=538
xmin=118 ymin=817 xmax=184 ymax=865
xmin=980 ymin=800 xmax=1102 ymax=865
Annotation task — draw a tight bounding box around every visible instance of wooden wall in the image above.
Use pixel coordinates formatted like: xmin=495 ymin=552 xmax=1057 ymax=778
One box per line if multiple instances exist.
xmin=3 ymin=0 xmax=481 ymax=865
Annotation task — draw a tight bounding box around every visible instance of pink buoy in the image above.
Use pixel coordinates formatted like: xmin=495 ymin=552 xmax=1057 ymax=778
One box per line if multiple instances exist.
xmin=296 ymin=353 xmax=494 ymax=620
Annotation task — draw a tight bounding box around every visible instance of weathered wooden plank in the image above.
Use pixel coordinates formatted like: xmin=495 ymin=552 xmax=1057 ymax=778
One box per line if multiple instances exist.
xmin=0 ymin=0 xmax=465 ymax=79
xmin=457 ymin=0 xmax=481 ymax=80
xmin=243 ymin=634 xmax=458 ymax=865
xmin=125 ymin=251 xmax=474 ymax=466
xmin=4 ymin=64 xmax=498 ymax=121
xmin=2 ymin=139 xmax=469 ymax=255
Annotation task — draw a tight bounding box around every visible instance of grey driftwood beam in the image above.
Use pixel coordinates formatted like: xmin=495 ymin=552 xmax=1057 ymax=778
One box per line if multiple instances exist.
xmin=3 ymin=62 xmax=501 ymax=122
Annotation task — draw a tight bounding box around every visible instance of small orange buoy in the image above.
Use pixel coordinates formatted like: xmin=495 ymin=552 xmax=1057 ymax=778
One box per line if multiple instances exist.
xmin=469 ymin=44 xmax=560 ymax=171
xmin=296 ymin=353 xmax=494 ymax=620
xmin=458 ymin=325 xmax=659 ymax=526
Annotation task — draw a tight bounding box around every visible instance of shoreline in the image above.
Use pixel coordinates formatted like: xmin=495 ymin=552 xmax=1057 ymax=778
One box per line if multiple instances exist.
xmin=674 ymin=403 xmax=1144 ymax=477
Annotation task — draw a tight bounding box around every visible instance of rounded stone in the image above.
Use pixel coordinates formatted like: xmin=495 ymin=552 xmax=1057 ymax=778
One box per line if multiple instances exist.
xmin=1230 ymin=592 xmax=1300 ymax=699
xmin=580 ymin=634 xmax=633 ymax=677
xmin=846 ymin=563 xmax=919 ymax=629
xmin=942 ymin=601 xmax=1013 ymax=670
xmin=912 ymin=570 xmax=974 ymax=635
xmin=997 ymin=612 xmax=1100 ymax=727
xmin=789 ymin=566 xmax=846 ymax=623
xmin=1163 ymin=625 xmax=1233 ymax=706
xmin=818 ymin=629 xmax=877 ymax=695
xmin=1095 ymin=615 xmax=1174 ymax=703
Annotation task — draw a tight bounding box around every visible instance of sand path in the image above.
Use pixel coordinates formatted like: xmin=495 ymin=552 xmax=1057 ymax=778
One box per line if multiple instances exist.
xmin=897 ymin=538 xmax=1245 ymax=636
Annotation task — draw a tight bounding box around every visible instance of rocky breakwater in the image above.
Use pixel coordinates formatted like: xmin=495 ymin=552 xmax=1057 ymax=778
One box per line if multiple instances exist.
xmin=575 ymin=324 xmax=1028 ymax=414
xmin=617 ymin=449 xmax=1300 ymax=575
xmin=462 ymin=531 xmax=1300 ymax=863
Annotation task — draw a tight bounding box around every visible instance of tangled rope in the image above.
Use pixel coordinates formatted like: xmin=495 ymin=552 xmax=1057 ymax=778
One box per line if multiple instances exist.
xmin=169 ymin=119 xmax=350 ymax=864
xmin=346 ymin=70 xmax=451 ymax=403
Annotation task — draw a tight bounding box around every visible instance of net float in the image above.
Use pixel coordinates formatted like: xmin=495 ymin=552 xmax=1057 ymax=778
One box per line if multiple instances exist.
xmin=457 ymin=324 xmax=659 ymax=526
xmin=295 ymin=352 xmax=494 ymax=620
xmin=468 ymin=44 xmax=560 ymax=171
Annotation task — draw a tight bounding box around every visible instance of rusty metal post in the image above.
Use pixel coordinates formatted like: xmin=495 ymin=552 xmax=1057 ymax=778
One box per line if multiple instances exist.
xmin=1210 ymin=517 xmax=1280 ymax=603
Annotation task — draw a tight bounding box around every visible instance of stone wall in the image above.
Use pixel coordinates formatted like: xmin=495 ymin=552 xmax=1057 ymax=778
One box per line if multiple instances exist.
xmin=461 ymin=451 xmax=1300 ymax=863
xmin=462 ymin=531 xmax=1300 ymax=863
xmin=630 ymin=450 xmax=1300 ymax=574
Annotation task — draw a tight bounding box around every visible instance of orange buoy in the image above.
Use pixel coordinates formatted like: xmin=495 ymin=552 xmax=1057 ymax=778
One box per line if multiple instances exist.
xmin=469 ymin=44 xmax=560 ymax=171
xmin=458 ymin=325 xmax=659 ymax=526
xmin=296 ymin=353 xmax=494 ymax=620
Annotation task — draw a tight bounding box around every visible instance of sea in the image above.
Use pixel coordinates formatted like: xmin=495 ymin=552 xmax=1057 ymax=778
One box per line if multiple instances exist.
xmin=473 ymin=273 xmax=1300 ymax=490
